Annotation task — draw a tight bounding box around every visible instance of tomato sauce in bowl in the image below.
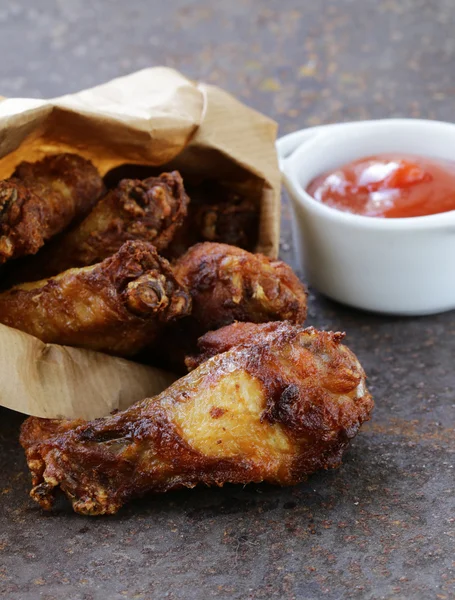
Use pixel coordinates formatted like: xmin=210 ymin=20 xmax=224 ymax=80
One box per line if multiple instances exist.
xmin=306 ymin=154 xmax=455 ymax=218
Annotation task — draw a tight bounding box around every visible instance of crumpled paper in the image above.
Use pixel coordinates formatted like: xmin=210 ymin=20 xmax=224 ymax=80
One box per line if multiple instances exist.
xmin=0 ymin=67 xmax=280 ymax=419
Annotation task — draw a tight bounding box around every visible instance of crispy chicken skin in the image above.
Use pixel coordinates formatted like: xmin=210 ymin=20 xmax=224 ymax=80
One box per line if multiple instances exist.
xmin=20 ymin=322 xmax=373 ymax=515
xmin=156 ymin=242 xmax=308 ymax=370
xmin=152 ymin=242 xmax=307 ymax=373
xmin=173 ymin=242 xmax=307 ymax=329
xmin=0 ymin=153 xmax=105 ymax=264
xmin=18 ymin=171 xmax=189 ymax=281
xmin=0 ymin=241 xmax=191 ymax=356
xmin=186 ymin=321 xmax=284 ymax=370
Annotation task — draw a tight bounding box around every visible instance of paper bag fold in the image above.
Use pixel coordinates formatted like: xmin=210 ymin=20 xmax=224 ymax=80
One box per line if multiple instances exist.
xmin=0 ymin=67 xmax=280 ymax=419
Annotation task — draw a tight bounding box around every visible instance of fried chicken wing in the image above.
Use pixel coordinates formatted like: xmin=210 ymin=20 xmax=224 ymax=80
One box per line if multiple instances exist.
xmin=174 ymin=242 xmax=307 ymax=328
xmin=17 ymin=171 xmax=189 ymax=281
xmin=20 ymin=321 xmax=373 ymax=515
xmin=0 ymin=153 xmax=105 ymax=264
xmin=0 ymin=241 xmax=191 ymax=356
xmin=155 ymin=242 xmax=308 ymax=370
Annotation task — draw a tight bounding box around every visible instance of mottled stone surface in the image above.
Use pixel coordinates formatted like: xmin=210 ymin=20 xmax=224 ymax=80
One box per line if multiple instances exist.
xmin=0 ymin=1 xmax=454 ymax=599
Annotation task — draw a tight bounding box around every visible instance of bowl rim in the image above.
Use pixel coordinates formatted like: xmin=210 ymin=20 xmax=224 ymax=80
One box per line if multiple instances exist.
xmin=279 ymin=118 xmax=455 ymax=231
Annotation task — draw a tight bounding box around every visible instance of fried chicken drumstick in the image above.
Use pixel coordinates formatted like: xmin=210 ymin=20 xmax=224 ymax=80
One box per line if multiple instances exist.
xmin=17 ymin=171 xmax=189 ymax=281
xmin=20 ymin=321 xmax=373 ymax=515
xmin=156 ymin=242 xmax=308 ymax=370
xmin=0 ymin=240 xmax=191 ymax=356
xmin=0 ymin=153 xmax=105 ymax=264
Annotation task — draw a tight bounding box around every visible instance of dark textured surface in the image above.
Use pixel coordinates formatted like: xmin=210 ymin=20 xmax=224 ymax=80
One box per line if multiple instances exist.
xmin=0 ymin=1 xmax=454 ymax=599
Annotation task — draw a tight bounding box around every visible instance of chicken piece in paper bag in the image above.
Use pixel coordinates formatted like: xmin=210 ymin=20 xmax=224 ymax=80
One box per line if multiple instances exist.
xmin=0 ymin=240 xmax=191 ymax=356
xmin=0 ymin=153 xmax=105 ymax=264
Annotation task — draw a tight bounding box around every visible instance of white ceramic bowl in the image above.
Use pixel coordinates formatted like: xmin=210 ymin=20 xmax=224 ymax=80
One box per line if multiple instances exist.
xmin=278 ymin=119 xmax=455 ymax=316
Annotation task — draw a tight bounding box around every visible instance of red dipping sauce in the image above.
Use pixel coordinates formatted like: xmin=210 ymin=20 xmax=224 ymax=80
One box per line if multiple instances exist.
xmin=307 ymin=154 xmax=455 ymax=218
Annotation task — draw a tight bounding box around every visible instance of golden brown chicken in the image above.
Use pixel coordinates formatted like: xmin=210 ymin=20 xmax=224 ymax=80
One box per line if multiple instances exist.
xmin=20 ymin=321 xmax=373 ymax=515
xmin=153 ymin=242 xmax=308 ymax=370
xmin=0 ymin=153 xmax=105 ymax=264
xmin=174 ymin=242 xmax=307 ymax=328
xmin=15 ymin=171 xmax=189 ymax=281
xmin=185 ymin=320 xmax=288 ymax=370
xmin=0 ymin=240 xmax=191 ymax=356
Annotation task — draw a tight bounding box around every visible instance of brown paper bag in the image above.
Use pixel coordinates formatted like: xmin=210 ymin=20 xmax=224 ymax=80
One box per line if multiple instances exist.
xmin=0 ymin=68 xmax=281 ymax=420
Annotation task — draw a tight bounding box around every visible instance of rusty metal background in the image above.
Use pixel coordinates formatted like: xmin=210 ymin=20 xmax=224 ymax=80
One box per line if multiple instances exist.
xmin=0 ymin=1 xmax=454 ymax=598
